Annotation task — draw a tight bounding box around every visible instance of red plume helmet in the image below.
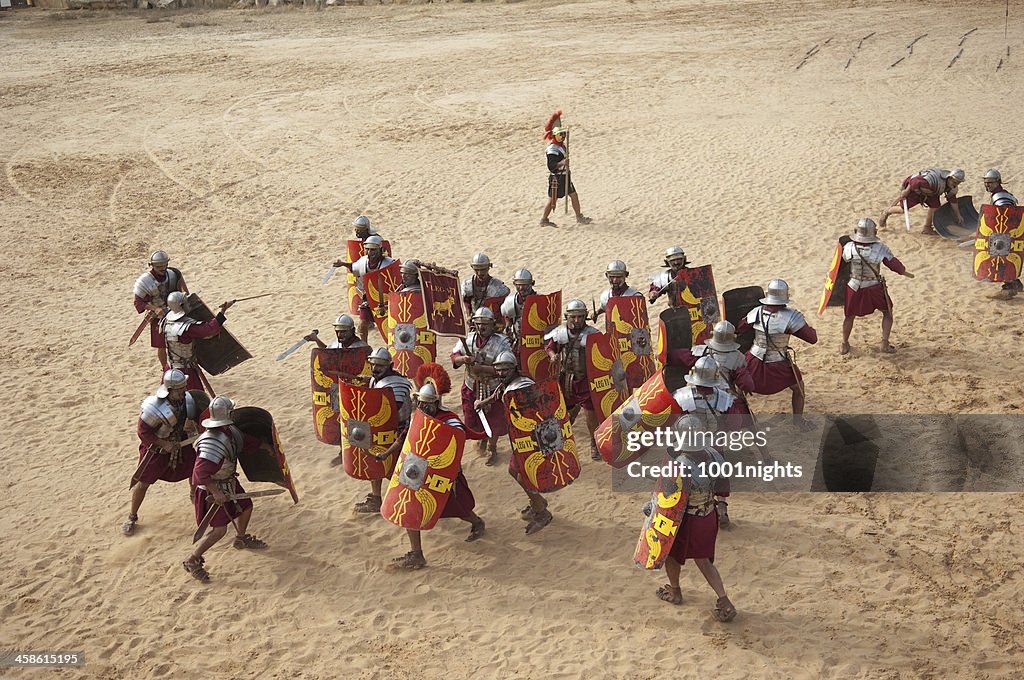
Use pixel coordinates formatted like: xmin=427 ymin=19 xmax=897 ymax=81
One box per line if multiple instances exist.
xmin=415 ymin=362 xmax=451 ymax=396
xmin=543 ymin=110 xmax=563 ymax=141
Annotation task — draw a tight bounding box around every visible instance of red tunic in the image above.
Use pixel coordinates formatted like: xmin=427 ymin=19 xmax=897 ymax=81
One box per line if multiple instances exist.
xmin=165 ymin=315 xmax=224 ymax=391
xmin=543 ymin=337 xmax=593 ymax=411
xmin=669 ymin=477 xmax=730 ymax=564
xmin=434 ymin=407 xmax=482 ymax=520
xmin=452 ymin=336 xmax=511 ymax=436
xmin=134 ymin=270 xmax=172 ymax=348
xmin=190 ymin=429 xmax=262 ymax=528
xmin=736 ymin=317 xmax=817 ymax=395
xmin=135 ymin=418 xmax=197 ymax=485
xmin=900 ymin=174 xmax=941 ymax=209
xmin=844 ymin=256 xmax=906 ymax=318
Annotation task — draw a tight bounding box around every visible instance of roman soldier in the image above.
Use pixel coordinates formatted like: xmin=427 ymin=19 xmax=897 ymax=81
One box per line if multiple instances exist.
xmin=122 ymin=369 xmax=201 ymax=536
xmin=735 ymin=279 xmax=818 ymax=430
xmin=983 ymin=171 xmax=1022 ymax=297
xmin=396 ymin=260 xmax=422 ymax=293
xmin=666 ymin=321 xmax=755 ymax=394
xmin=544 ymin=298 xmax=602 ymax=460
xmin=160 ymin=292 xmax=235 ymax=393
xmin=356 ymin=347 xmax=413 ymax=514
xmin=352 ymin=215 xmax=379 ymax=241
xmin=460 ymin=252 xmax=510 ymax=317
xmin=305 ymin=314 xmax=370 ymax=350
xmin=879 ymin=167 xmax=965 ymax=235
xmin=473 ymin=351 xmax=557 ymax=535
xmin=594 ymin=260 xmax=643 ymax=321
xmin=133 ymin=250 xmax=187 ymax=369
xmin=653 ymin=414 xmax=736 ymax=624
xmin=500 ymin=267 xmax=537 ymax=345
xmin=388 ymin=363 xmax=486 ymax=570
xmin=452 ymin=307 xmax=514 ymax=465
xmin=332 ymin=235 xmax=396 ymax=341
xmin=648 ymin=246 xmax=690 ymax=308
xmin=182 ymin=396 xmax=269 ymax=583
xmin=540 ymin=114 xmax=592 ymax=227
xmin=672 ymin=356 xmax=751 ymax=432
xmin=840 ymin=218 xmax=913 ymax=355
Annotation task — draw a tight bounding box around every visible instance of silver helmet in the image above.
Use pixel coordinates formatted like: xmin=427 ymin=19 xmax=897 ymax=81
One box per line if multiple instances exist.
xmin=760 ymin=279 xmax=791 ymax=306
xmin=984 ymin=169 xmax=1002 ymax=183
xmin=949 ymin=168 xmax=965 ymax=184
xmin=992 ymin=191 xmax=1018 ymax=207
xmin=333 ymin=314 xmax=356 ymax=329
xmin=471 ymin=307 xmax=496 ymax=324
xmin=201 ymin=396 xmax=235 ymax=428
xmin=685 ymin=355 xmax=723 ymax=388
xmin=512 ymin=268 xmax=534 ymax=285
xmin=367 ymin=347 xmax=393 ymax=365
xmin=494 ymin=350 xmax=518 ymax=368
xmin=165 ymin=291 xmax=189 ymax=321
xmin=353 ymin=215 xmax=371 ymax=229
xmin=156 ymin=368 xmax=188 ymax=398
xmin=414 ymin=381 xmax=440 ymax=404
xmin=400 ymin=260 xmax=420 ymax=276
xmin=149 ymin=250 xmax=170 ymax=266
xmin=470 ymin=252 xmax=492 ymax=270
xmin=706 ymin=320 xmax=740 ymax=352
xmin=671 ymin=414 xmax=711 ymax=452
xmin=606 ymin=260 xmax=629 ymax=277
xmin=664 ymin=246 xmax=688 ymax=267
xmin=852 ymin=217 xmax=880 ymax=244
xmin=565 ymin=298 xmax=588 ymax=318
xmin=364 ymin=235 xmax=384 ymax=251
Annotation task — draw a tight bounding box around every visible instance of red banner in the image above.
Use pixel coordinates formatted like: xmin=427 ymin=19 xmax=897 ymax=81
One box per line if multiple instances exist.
xmin=421 ymin=269 xmax=467 ymax=337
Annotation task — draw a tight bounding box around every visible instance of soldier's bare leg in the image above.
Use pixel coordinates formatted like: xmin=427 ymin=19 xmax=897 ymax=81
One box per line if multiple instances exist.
xmin=541 ymin=181 xmax=559 ymax=226
xmin=463 ymin=512 xmax=485 ymax=542
xmin=791 ymin=382 xmax=814 ymax=432
xmin=484 ymin=435 xmax=499 ymax=465
xmin=183 ymin=524 xmax=227 ymax=581
xmin=694 ymin=558 xmax=736 ymax=622
xmin=157 ymin=347 xmax=168 ymax=370
xmin=231 ymin=505 xmax=268 ymax=549
xmin=355 ymin=481 xmax=383 ymax=513
xmin=585 ymin=408 xmax=601 ymax=460
xmin=921 ymin=207 xmax=938 ymax=235
xmin=357 ymin=318 xmax=370 ymax=342
xmin=656 ymin=556 xmax=683 ymax=604
xmin=878 ymin=204 xmax=903 ymax=229
xmin=880 ymin=309 xmax=895 ymax=353
xmin=840 ymin=316 xmax=855 ymax=355
xmin=123 ymin=482 xmax=150 ymax=534
xmin=390 ymin=529 xmax=426 ymax=569
xmin=569 ymin=192 xmax=591 ymax=224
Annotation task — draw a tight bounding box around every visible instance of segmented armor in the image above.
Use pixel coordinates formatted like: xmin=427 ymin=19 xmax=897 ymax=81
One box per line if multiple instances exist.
xmin=454 ymin=332 xmax=513 ymax=397
xmin=843 ymin=241 xmax=894 ymax=290
xmin=195 ymin=426 xmax=245 ymax=485
xmin=746 ymin=307 xmax=806 ymax=363
xmin=133 ymin=268 xmax=180 ymax=307
xmin=461 ymin=276 xmax=510 ymax=312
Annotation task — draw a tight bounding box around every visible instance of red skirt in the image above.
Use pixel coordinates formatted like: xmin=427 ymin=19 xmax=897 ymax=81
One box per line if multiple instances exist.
xmin=844 ymin=284 xmax=891 ymax=318
xmin=461 ymin=384 xmax=510 ymax=436
xmin=135 ymin=444 xmax=196 ymax=485
xmin=668 ymin=511 xmax=719 ymax=563
xmin=149 ymin=319 xmax=166 ymax=348
xmin=440 ymin=471 xmax=476 ymax=520
xmin=744 ymin=354 xmax=801 ymax=395
xmin=193 ymin=479 xmax=252 ymax=528
xmin=565 ymin=376 xmax=593 ymax=411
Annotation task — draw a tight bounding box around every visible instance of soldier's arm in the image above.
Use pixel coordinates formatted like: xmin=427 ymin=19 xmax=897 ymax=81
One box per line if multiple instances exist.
xmin=138 ymin=418 xmax=175 ymax=453
xmin=192 ymin=457 xmax=228 ymax=503
xmin=186 ymin=314 xmax=227 ymax=340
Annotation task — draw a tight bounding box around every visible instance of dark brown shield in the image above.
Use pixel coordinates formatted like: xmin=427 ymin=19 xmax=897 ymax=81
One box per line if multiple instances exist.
xmin=232 ymin=406 xmax=299 ymax=503
xmin=933 ymin=195 xmax=980 ymax=240
xmin=723 ymin=286 xmax=764 ymax=354
xmin=185 ymin=293 xmax=253 ymax=375
xmin=656 ymin=307 xmax=692 ymax=365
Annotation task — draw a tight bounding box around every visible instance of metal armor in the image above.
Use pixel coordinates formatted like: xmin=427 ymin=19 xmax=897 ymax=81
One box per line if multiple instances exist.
xmin=504 ymin=375 xmax=537 ymax=393
xmin=461 ymin=275 xmax=510 ymax=311
xmin=370 ymin=373 xmax=413 ymax=428
xmin=162 ymin=317 xmax=198 ymax=368
xmin=140 ymin=395 xmax=187 ymax=439
xmin=455 ymin=332 xmax=513 ymax=394
xmin=598 ymin=285 xmax=642 ymax=313
xmin=674 ymin=448 xmax=726 ymax=516
xmin=747 ymin=307 xmax=805 ymax=363
xmin=195 ymin=426 xmax=245 ymax=483
xmin=672 ymin=386 xmax=735 ymax=428
xmin=545 ymin=324 xmax=599 ymax=379
xmin=843 ymin=241 xmax=894 ymax=290
xmin=500 ymin=291 xmax=530 ymax=336
xmin=691 ymin=345 xmax=745 ymax=373
xmin=327 ymin=338 xmax=370 ymax=350
xmin=133 ymin=268 xmax=180 ymax=306
xmin=546 ymin=142 xmax=567 ymax=172
xmin=352 ymin=255 xmax=396 ymax=294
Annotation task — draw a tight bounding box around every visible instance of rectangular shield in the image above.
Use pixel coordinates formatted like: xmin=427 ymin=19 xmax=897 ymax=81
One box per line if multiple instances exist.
xmin=656 ymin=307 xmax=692 ymax=366
xmin=674 ymin=265 xmax=721 ymax=346
xmin=974 ymin=204 xmax=1024 ymax=282
xmin=382 ymin=410 xmax=466 ymax=530
xmin=595 ymin=371 xmax=682 ymax=468
xmin=388 ymin=291 xmax=437 ymax=379
xmin=605 ymin=296 xmax=656 ymax=390
xmin=311 ymin=347 xmax=371 ymax=445
xmin=586 ymin=332 xmax=631 ymax=421
xmin=503 ymin=380 xmax=580 ymax=493
xmin=421 ymin=269 xmax=468 ymax=337
xmin=339 ymin=383 xmax=400 ymax=480
xmin=519 ymin=291 xmax=562 ymax=381
xmin=231 ymin=406 xmax=299 ymax=504
xmin=933 ymin=195 xmax=980 ymax=240
xmin=633 ymin=467 xmax=689 ymax=570
xmin=723 ymin=286 xmax=765 ymax=354
xmin=344 ymin=240 xmax=391 ymax=314
xmin=364 ymin=260 xmax=402 ymax=338
xmin=186 ymin=293 xmax=253 ymax=375
xmin=817 ymin=236 xmax=852 ymax=315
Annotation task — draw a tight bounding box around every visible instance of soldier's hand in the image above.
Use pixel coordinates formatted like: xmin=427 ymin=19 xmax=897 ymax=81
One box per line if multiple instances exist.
xmin=304 ymin=330 xmax=319 ymax=341
xmin=156 ymin=439 xmax=177 ymax=454
xmin=219 ymin=300 xmax=235 ymax=312
xmin=210 ymin=488 xmax=229 ymax=505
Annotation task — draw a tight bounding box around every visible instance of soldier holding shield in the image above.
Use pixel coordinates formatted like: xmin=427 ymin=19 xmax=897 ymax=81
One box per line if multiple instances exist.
xmin=160 ymin=292 xmax=235 ymax=392
xmin=133 ymin=250 xmax=187 ymax=369
xmin=879 ymin=167 xmax=965 ymax=235
xmin=544 ymin=299 xmax=602 ymax=460
xmin=982 ymin=171 xmax=1022 ymax=297
xmin=306 ymin=314 xmax=369 ymax=351
xmin=355 ymin=348 xmax=412 ymax=514
xmin=461 ymin=253 xmax=510 ymax=318
xmin=332 ymin=235 xmax=396 ymax=342
xmin=500 ymin=268 xmax=537 ymax=345
xmin=648 ymin=246 xmax=690 ymax=308
xmin=594 ymin=260 xmax=643 ymax=321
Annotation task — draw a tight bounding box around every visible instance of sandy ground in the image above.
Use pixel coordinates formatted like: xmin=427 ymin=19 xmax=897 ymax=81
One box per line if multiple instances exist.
xmin=2 ymin=1 xmax=1024 ymax=678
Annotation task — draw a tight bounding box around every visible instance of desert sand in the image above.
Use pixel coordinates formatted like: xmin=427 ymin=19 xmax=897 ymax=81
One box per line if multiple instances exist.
xmin=2 ymin=1 xmax=1023 ymax=678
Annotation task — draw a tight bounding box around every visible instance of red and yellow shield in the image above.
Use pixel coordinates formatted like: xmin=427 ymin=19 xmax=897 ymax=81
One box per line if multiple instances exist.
xmin=585 ymin=332 xmax=630 ymax=420
xmin=381 ymin=410 xmax=466 ymax=531
xmin=364 ymin=261 xmax=402 ymax=338
xmin=674 ymin=265 xmax=720 ymax=345
xmin=519 ymin=291 xmax=562 ymax=381
xmin=421 ymin=269 xmax=467 ymax=337
xmin=606 ymin=297 xmax=656 ymax=390
xmin=504 ymin=380 xmax=579 ymax=493
xmin=339 ymin=383 xmax=400 ymax=480
xmin=817 ymin=236 xmax=852 ymax=315
xmin=387 ymin=291 xmax=437 ymax=379
xmin=346 ymin=239 xmax=392 ymax=314
xmin=633 ymin=464 xmax=688 ymax=570
xmin=310 ymin=347 xmax=370 ymax=445
xmin=595 ymin=371 xmax=681 ymax=468
xmin=974 ymin=205 xmax=1024 ymax=282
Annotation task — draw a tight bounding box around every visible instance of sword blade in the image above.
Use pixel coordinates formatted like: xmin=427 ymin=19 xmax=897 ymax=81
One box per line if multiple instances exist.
xmin=477 ymin=409 xmax=493 ymax=438
xmin=902 ymin=199 xmax=912 ymax=232
xmin=322 ymin=266 xmax=338 ymax=285
xmin=958 ymin=239 xmax=975 ymax=248
xmin=223 ymin=489 xmax=286 ymax=501
xmin=276 ymin=338 xmax=308 ymax=361
xmin=128 ymin=312 xmax=153 ymax=347
xmin=192 ymin=501 xmax=219 ymax=544
xmin=232 ymin=293 xmax=273 ymax=304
